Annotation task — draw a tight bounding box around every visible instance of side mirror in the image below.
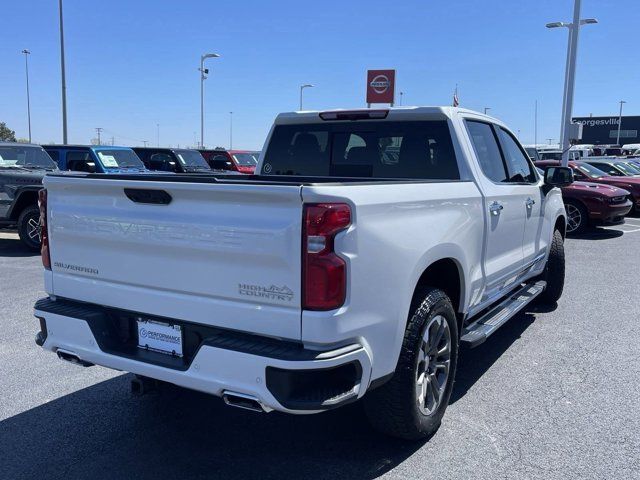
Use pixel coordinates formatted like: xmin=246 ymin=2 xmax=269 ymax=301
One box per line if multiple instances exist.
xmin=544 ymin=166 xmax=573 ymax=191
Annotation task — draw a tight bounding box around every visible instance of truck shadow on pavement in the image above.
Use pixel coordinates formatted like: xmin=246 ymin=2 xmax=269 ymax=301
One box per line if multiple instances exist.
xmin=568 ymin=228 xmax=623 ymax=240
xmin=0 ymin=235 xmax=39 ymax=258
xmin=0 ymin=374 xmax=422 ymax=480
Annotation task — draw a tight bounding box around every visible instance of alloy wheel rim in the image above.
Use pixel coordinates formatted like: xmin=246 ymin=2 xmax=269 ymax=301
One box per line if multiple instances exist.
xmin=27 ymin=216 xmax=41 ymax=242
xmin=415 ymin=314 xmax=451 ymax=416
xmin=566 ymin=204 xmax=581 ymax=233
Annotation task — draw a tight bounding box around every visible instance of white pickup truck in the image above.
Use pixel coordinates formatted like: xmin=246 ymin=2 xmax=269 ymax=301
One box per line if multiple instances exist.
xmin=34 ymin=107 xmax=573 ymax=439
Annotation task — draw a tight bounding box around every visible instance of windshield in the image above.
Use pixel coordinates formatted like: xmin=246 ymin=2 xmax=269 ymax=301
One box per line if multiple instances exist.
xmin=615 ymin=161 xmax=640 ymax=175
xmin=575 ymin=162 xmax=607 ymax=179
xmin=96 ymin=149 xmax=145 ymax=169
xmin=232 ymin=153 xmax=258 ymax=166
xmin=0 ymin=146 xmax=57 ymax=169
xmin=525 ymin=147 xmax=540 ymax=161
xmin=540 ymin=151 xmax=563 ymax=160
xmin=175 ymin=150 xmax=210 ymax=169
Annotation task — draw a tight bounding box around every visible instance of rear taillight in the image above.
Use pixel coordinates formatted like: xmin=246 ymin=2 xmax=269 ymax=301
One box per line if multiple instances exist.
xmin=302 ymin=203 xmax=351 ymax=311
xmin=38 ymin=189 xmax=51 ymax=270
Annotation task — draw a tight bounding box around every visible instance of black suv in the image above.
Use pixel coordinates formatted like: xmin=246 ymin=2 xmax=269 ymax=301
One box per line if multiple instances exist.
xmin=0 ymin=143 xmax=58 ymax=250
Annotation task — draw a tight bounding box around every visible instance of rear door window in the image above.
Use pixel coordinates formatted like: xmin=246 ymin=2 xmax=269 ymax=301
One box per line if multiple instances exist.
xmin=496 ymin=128 xmax=537 ymax=183
xmin=261 ymin=121 xmax=459 ymax=180
xmin=465 ymin=121 xmax=508 ymax=183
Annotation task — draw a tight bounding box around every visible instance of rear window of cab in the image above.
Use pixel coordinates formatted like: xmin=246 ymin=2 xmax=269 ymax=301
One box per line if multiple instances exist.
xmin=261 ymin=121 xmax=460 ymax=180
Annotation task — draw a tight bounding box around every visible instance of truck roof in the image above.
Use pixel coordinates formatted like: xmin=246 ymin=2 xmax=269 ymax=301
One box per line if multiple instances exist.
xmin=0 ymin=142 xmax=45 ymax=148
xmin=274 ymin=106 xmax=502 ymax=125
xmin=42 ymin=144 xmax=134 ymax=151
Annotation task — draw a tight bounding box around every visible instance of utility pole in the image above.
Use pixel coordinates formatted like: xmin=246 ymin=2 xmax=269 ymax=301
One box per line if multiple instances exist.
xmin=484 ymin=107 xmax=491 ymax=114
xmin=299 ymin=84 xmax=314 ymax=110
xmin=110 ymin=136 xmax=115 ymax=146
xmin=95 ymin=127 xmax=103 ymax=145
xmin=616 ymin=100 xmax=626 ymax=146
xmin=199 ymin=53 xmax=221 ymax=148
xmin=21 ymin=49 xmax=32 ymax=143
xmin=229 ymin=111 xmax=233 ymax=149
xmin=534 ymin=100 xmax=538 ymax=146
xmin=546 ymin=0 xmax=598 ymax=165
xmin=143 ymin=140 xmax=148 ymax=147
xmin=399 ymin=92 xmax=404 ymax=106
xmin=58 ymin=0 xmax=68 ymax=144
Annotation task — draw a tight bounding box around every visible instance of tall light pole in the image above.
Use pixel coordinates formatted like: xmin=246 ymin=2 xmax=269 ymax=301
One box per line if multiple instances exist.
xmin=21 ymin=49 xmax=32 ymax=143
xmin=199 ymin=52 xmax=220 ymax=148
xmin=58 ymin=0 xmax=68 ymax=144
xmin=299 ymin=84 xmax=314 ymax=110
xmin=484 ymin=107 xmax=491 ymax=114
xmin=546 ymin=0 xmax=598 ymax=165
xmin=534 ymin=100 xmax=538 ymax=146
xmin=229 ymin=111 xmax=233 ymax=149
xmin=95 ymin=127 xmax=102 ymax=145
xmin=399 ymin=91 xmax=404 ymax=106
xmin=616 ymin=100 xmax=626 ymax=146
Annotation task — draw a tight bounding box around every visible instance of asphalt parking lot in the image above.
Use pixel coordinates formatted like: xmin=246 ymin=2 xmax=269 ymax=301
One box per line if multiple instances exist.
xmin=1 ymin=220 xmax=639 ymax=480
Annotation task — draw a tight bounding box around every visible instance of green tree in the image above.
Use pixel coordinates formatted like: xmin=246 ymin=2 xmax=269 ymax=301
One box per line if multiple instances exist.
xmin=0 ymin=122 xmax=17 ymax=142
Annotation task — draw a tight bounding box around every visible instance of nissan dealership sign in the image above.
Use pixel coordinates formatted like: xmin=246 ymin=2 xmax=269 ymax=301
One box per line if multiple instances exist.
xmin=366 ymin=69 xmax=396 ymax=105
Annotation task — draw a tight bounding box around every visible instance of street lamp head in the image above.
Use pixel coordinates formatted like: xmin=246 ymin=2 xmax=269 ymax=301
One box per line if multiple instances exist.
xmin=22 ymin=49 xmax=30 ymax=55
xmin=620 ymin=100 xmax=627 ymax=104
xmin=546 ymin=21 xmax=567 ymax=29
xmin=580 ymin=18 xmax=598 ymax=25
xmin=202 ymin=53 xmax=220 ymax=60
xmin=301 ymin=84 xmax=314 ymax=88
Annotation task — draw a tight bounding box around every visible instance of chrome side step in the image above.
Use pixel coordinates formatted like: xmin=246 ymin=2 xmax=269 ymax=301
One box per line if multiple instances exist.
xmin=460 ymin=280 xmax=546 ymax=348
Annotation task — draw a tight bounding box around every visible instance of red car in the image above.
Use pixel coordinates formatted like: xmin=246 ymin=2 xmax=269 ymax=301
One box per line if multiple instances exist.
xmin=199 ymin=149 xmax=259 ymax=174
xmin=535 ymin=164 xmax=632 ymax=234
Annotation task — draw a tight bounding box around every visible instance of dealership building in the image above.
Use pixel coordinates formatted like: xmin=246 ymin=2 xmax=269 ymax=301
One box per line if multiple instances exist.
xmin=572 ymin=115 xmax=640 ymax=145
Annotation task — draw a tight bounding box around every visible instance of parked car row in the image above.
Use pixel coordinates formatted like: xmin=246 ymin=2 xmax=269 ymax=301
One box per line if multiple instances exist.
xmin=535 ymin=159 xmax=639 ymax=233
xmin=0 ymin=142 xmax=260 ymax=249
xmin=40 ymin=144 xmax=260 ymax=175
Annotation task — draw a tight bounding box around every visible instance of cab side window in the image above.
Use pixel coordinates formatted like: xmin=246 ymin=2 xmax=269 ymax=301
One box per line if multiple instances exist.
xmin=496 ymin=128 xmax=537 ymax=183
xmin=466 ymin=121 xmax=508 ymax=183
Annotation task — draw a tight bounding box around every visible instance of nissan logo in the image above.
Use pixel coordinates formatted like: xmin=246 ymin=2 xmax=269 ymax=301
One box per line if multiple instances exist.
xmin=370 ymin=75 xmax=390 ymax=94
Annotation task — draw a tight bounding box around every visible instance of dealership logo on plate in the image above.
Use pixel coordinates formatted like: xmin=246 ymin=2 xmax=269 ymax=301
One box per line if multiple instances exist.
xmin=369 ymin=75 xmax=390 ymax=94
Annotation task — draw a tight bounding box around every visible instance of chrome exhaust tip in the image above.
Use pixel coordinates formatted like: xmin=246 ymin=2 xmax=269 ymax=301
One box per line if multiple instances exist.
xmin=222 ymin=391 xmax=268 ymax=413
xmin=56 ymin=348 xmax=94 ymax=367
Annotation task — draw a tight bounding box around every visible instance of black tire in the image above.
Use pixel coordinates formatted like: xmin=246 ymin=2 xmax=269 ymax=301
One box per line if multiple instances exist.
xmin=537 ymin=229 xmax=565 ymax=304
xmin=17 ymin=205 xmax=42 ymax=251
xmin=364 ymin=288 xmax=459 ymax=440
xmin=564 ymin=200 xmax=588 ymax=235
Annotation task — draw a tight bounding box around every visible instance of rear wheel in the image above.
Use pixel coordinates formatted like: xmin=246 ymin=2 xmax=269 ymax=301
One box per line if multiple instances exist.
xmin=564 ymin=200 xmax=588 ymax=235
xmin=364 ymin=288 xmax=458 ymax=440
xmin=537 ymin=229 xmax=565 ymax=304
xmin=17 ymin=205 xmax=41 ymax=251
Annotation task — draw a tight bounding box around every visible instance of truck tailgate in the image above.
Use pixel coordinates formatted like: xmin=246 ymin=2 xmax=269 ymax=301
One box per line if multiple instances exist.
xmin=45 ymin=176 xmax=303 ymax=340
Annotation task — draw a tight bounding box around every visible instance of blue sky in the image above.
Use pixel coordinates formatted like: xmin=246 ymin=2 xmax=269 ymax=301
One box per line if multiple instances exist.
xmin=1 ymin=0 xmax=637 ymax=149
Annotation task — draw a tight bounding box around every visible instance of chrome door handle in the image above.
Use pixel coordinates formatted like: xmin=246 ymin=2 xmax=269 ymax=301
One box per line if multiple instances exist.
xmin=526 ymin=198 xmax=536 ymax=209
xmin=489 ymin=201 xmax=504 ymax=216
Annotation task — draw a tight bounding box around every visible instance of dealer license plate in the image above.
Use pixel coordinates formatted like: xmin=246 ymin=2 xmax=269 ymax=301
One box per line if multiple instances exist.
xmin=137 ymin=319 xmax=183 ymax=357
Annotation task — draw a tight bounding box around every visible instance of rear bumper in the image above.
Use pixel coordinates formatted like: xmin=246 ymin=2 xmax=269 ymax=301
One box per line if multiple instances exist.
xmin=34 ymin=297 xmax=372 ymax=414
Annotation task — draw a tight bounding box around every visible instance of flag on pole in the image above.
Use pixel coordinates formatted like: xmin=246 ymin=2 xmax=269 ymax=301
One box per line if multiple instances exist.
xmin=452 ymin=85 xmax=459 ymax=107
